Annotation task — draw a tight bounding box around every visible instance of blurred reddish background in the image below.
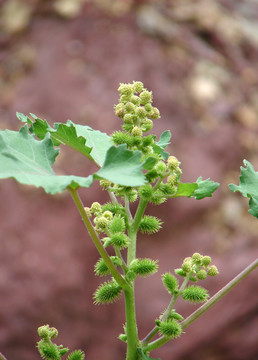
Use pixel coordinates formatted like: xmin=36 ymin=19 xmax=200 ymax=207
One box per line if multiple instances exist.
xmin=0 ymin=1 xmax=257 ymax=359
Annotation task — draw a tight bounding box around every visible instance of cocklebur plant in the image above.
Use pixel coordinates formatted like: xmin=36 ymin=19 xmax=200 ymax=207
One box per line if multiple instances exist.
xmin=0 ymin=81 xmax=257 ymax=360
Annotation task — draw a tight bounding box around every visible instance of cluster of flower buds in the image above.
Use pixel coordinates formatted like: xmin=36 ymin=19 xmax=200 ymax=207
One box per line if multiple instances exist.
xmin=175 ymin=252 xmax=219 ymax=281
xmin=112 ymin=81 xmax=160 ymax=153
xmin=37 ymin=325 xmax=85 ymax=360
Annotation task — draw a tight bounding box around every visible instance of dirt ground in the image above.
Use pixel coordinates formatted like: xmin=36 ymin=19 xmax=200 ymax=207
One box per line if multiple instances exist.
xmin=0 ymin=1 xmax=258 ymax=359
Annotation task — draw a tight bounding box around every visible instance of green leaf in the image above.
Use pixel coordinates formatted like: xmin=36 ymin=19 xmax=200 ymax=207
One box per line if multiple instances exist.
xmin=229 ymin=160 xmax=258 ymax=218
xmin=157 ymin=130 xmax=171 ymax=149
xmin=0 ymin=126 xmax=93 ymax=194
xmin=95 ymin=144 xmax=146 ymax=187
xmin=73 ymin=123 xmax=112 ymax=166
xmin=17 ymin=113 xmax=112 ymax=166
xmin=175 ymin=182 xmax=198 ymax=197
xmin=152 ymin=130 xmax=171 ymax=160
xmin=193 ymin=177 xmax=220 ymax=200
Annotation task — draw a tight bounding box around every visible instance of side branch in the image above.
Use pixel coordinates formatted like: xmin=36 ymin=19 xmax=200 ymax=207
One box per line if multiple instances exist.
xmin=143 ymin=259 xmax=258 ymax=352
xmin=68 ymin=187 xmax=128 ymax=289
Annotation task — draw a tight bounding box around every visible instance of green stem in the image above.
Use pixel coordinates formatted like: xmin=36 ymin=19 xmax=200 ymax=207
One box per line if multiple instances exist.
xmin=124 ymin=286 xmax=139 ymax=360
xmin=68 ymin=187 xmax=128 ymax=289
xmin=0 ymin=354 xmax=7 ymax=360
xmin=142 ymin=276 xmax=189 ymax=346
xmin=127 ymin=198 xmax=148 ymax=265
xmin=144 ymin=259 xmax=258 ymax=352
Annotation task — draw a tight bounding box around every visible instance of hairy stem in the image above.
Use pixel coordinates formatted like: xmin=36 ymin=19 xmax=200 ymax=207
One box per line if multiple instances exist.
xmin=124 ymin=286 xmax=139 ymax=360
xmin=68 ymin=187 xmax=128 ymax=289
xmin=144 ymin=259 xmax=258 ymax=352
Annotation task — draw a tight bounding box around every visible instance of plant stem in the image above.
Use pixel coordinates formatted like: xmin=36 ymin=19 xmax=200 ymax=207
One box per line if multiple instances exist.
xmin=0 ymin=354 xmax=7 ymax=360
xmin=143 ymin=259 xmax=258 ymax=353
xmin=124 ymin=286 xmax=139 ymax=360
xmin=127 ymin=198 xmax=148 ymax=265
xmin=68 ymin=187 xmax=128 ymax=289
xmin=142 ymin=276 xmax=189 ymax=346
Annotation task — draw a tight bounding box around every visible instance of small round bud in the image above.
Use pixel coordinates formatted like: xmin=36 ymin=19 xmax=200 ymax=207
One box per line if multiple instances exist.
xmin=131 ymin=126 xmax=143 ymax=137
xmin=120 ymin=94 xmax=132 ymax=103
xmin=149 ymin=107 xmax=160 ymax=119
xmin=144 ymin=103 xmax=153 ymax=113
xmin=133 ymin=81 xmax=144 ymax=93
xmin=182 ymin=261 xmax=192 ymax=273
xmin=182 ymin=285 xmax=209 ymax=304
xmin=141 ymin=118 xmax=153 ymax=132
xmin=155 ymin=161 xmax=167 ymax=176
xmin=118 ymin=83 xmax=133 ymax=96
xmin=90 ymin=202 xmax=102 ymax=215
xmin=103 ymin=211 xmax=113 ymax=221
xmin=94 ymin=216 xmax=109 ymax=230
xmin=207 ymin=265 xmax=219 ymax=277
xmin=99 ymin=179 xmax=112 ymax=189
xmin=94 ymin=280 xmax=122 ymax=304
xmin=123 ymin=113 xmax=133 ymax=124
xmin=130 ymin=258 xmax=158 ymax=277
xmin=114 ymin=103 xmax=124 ymax=118
xmin=140 ymin=90 xmax=152 ymax=105
xmin=192 ymin=253 xmax=203 ymax=262
xmin=130 ymin=95 xmax=141 ymax=106
xmin=38 ymin=325 xmax=50 ymax=339
xmin=167 ymin=156 xmax=181 ymax=172
xmin=124 ymin=102 xmax=135 ymax=113
xmin=135 ymin=106 xmax=146 ymax=119
xmin=201 ymin=256 xmax=212 ymax=267
xmin=196 ymin=269 xmax=207 ymax=280
xmin=49 ymin=327 xmax=58 ymax=339
xmin=127 ymin=189 xmax=138 ymax=202
xmin=167 ymin=174 xmax=178 ymax=187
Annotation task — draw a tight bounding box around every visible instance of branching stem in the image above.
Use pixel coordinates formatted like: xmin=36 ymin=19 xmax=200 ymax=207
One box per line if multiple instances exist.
xmin=143 ymin=259 xmax=258 ymax=352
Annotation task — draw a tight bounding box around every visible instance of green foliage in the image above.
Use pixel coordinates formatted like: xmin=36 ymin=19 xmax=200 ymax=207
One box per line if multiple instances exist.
xmin=96 ymin=144 xmax=146 ymax=187
xmin=181 ymin=285 xmax=209 ymax=304
xmin=0 ymin=126 xmax=93 ymax=194
xmin=229 ymin=160 xmax=258 ymax=218
xmin=193 ymin=177 xmax=220 ymax=200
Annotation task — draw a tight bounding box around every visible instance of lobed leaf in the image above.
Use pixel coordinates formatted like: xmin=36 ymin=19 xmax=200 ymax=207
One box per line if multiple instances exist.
xmin=17 ymin=113 xmax=112 ymax=166
xmin=152 ymin=130 xmax=171 ymax=160
xmin=193 ymin=177 xmax=220 ymax=200
xmin=0 ymin=126 xmax=93 ymax=194
xmin=229 ymin=160 xmax=258 ymax=218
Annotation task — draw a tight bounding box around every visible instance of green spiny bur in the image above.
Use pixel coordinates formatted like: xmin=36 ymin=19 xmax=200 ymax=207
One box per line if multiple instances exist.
xmin=94 ymin=280 xmax=122 ymax=304
xmin=139 ymin=215 xmax=162 ymax=234
xmin=158 ymin=319 xmax=182 ymax=339
xmin=130 ymin=258 xmax=158 ymax=277
xmin=182 ymin=285 xmax=209 ymax=304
